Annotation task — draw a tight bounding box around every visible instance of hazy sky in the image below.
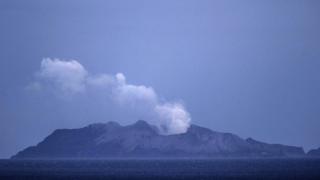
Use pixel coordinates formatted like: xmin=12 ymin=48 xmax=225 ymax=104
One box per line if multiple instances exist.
xmin=0 ymin=0 xmax=320 ymax=158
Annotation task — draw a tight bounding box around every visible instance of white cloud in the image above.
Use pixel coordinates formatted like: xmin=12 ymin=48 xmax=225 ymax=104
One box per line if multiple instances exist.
xmin=29 ymin=58 xmax=191 ymax=134
xmin=38 ymin=58 xmax=88 ymax=94
xmin=86 ymin=74 xmax=115 ymax=88
xmin=115 ymin=73 xmax=126 ymax=85
xmin=112 ymin=73 xmax=158 ymax=107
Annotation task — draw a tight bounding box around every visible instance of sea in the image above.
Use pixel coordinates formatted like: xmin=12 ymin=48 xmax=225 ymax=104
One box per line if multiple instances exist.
xmin=0 ymin=158 xmax=320 ymax=180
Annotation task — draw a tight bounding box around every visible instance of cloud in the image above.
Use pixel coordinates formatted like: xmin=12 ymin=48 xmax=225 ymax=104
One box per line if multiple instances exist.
xmin=112 ymin=73 xmax=158 ymax=107
xmin=29 ymin=58 xmax=191 ymax=134
xmin=37 ymin=58 xmax=88 ymax=94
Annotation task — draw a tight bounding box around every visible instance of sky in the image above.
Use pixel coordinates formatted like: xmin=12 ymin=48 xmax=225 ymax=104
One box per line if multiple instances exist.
xmin=0 ymin=0 xmax=320 ymax=158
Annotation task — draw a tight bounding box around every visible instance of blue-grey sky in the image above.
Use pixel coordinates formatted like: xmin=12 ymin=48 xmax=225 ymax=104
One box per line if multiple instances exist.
xmin=0 ymin=0 xmax=320 ymax=158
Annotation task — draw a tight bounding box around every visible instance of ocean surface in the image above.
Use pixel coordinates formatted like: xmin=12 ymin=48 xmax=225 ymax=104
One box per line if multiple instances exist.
xmin=0 ymin=158 xmax=320 ymax=180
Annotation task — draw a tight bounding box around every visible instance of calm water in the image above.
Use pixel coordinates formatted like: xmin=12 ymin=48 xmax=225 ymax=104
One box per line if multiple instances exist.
xmin=0 ymin=158 xmax=320 ymax=180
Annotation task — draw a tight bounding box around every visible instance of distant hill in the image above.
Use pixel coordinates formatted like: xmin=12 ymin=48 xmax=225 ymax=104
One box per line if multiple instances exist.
xmin=12 ymin=120 xmax=306 ymax=159
xmin=308 ymin=148 xmax=320 ymax=157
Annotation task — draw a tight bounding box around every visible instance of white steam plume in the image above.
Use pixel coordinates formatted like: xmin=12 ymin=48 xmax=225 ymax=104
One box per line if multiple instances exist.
xmin=29 ymin=58 xmax=191 ymax=134
xmin=37 ymin=58 xmax=88 ymax=94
